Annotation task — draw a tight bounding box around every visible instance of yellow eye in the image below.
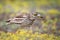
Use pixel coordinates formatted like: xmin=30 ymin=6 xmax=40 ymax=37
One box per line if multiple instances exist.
xmin=34 ymin=13 xmax=37 ymax=16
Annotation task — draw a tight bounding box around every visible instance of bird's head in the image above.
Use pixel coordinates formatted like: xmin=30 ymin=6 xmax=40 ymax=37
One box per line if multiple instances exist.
xmin=33 ymin=12 xmax=45 ymax=20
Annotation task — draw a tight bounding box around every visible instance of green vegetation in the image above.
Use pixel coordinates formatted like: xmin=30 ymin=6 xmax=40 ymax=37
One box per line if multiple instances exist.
xmin=0 ymin=0 xmax=60 ymax=40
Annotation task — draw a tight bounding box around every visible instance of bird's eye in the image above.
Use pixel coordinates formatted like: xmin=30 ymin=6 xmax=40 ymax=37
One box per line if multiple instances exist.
xmin=34 ymin=13 xmax=37 ymax=16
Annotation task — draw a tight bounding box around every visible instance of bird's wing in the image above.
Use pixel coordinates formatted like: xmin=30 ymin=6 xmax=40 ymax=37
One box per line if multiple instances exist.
xmin=11 ymin=18 xmax=27 ymax=24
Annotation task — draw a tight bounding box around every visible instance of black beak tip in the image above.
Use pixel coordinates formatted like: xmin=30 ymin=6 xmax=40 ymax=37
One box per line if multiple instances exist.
xmin=40 ymin=17 xmax=43 ymax=18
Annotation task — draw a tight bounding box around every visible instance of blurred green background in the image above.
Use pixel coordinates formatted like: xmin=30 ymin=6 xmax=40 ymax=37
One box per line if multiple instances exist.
xmin=0 ymin=0 xmax=60 ymax=40
xmin=0 ymin=0 xmax=60 ymax=35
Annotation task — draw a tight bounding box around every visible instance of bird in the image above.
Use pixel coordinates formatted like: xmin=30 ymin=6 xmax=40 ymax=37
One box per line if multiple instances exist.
xmin=6 ymin=12 xmax=45 ymax=33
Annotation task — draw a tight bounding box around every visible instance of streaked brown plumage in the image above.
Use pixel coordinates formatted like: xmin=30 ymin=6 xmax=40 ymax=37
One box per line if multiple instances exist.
xmin=5 ymin=12 xmax=45 ymax=33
